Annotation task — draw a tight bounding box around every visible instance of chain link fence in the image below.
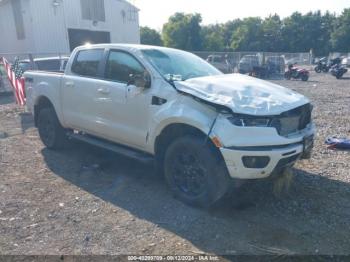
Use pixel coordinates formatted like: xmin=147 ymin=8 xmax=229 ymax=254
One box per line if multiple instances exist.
xmin=193 ymin=51 xmax=312 ymax=78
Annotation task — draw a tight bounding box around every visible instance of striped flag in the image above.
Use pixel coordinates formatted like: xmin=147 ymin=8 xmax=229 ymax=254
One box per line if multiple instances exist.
xmin=1 ymin=57 xmax=26 ymax=106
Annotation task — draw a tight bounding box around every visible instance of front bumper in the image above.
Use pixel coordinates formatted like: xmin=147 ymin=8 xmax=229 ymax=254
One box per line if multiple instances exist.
xmin=212 ymin=112 xmax=315 ymax=179
xmin=220 ymin=141 xmax=311 ymax=179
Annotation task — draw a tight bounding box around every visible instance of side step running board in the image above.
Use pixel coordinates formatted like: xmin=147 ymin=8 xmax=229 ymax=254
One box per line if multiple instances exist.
xmin=68 ymin=133 xmax=154 ymax=164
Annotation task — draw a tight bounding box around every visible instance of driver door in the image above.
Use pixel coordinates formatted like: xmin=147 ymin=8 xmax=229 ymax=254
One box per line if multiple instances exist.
xmin=99 ymin=50 xmax=152 ymax=150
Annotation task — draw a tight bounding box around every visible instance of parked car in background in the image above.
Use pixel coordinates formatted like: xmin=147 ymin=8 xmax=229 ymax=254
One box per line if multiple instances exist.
xmin=266 ymin=56 xmax=285 ymax=75
xmin=25 ymin=44 xmax=315 ymax=208
xmin=19 ymin=57 xmax=69 ymax=72
xmin=206 ymin=55 xmax=233 ymax=74
xmin=238 ymin=55 xmax=261 ymax=74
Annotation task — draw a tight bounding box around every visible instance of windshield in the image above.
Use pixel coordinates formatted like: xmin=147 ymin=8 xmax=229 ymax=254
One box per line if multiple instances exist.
xmin=141 ymin=48 xmax=222 ymax=81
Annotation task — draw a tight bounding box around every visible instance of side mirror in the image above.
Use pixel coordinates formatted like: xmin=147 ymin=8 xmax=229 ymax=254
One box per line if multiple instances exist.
xmin=127 ymin=73 xmax=151 ymax=89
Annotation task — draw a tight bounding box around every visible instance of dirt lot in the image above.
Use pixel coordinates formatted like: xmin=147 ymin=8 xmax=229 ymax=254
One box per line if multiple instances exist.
xmin=0 ymin=72 xmax=350 ymax=256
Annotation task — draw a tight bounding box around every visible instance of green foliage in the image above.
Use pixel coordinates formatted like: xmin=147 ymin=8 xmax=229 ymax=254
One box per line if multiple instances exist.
xmin=281 ymin=12 xmax=307 ymax=52
xmin=331 ymin=8 xmax=350 ymax=52
xmin=261 ymin=15 xmax=283 ymax=52
xmin=162 ymin=13 xmax=202 ymax=51
xmin=147 ymin=9 xmax=349 ymax=55
xmin=230 ymin=17 xmax=263 ymax=51
xmin=201 ymin=24 xmax=225 ymax=51
xmin=281 ymin=11 xmax=336 ymax=56
xmin=140 ymin=26 xmax=163 ymax=46
xmin=222 ymin=19 xmax=242 ymax=49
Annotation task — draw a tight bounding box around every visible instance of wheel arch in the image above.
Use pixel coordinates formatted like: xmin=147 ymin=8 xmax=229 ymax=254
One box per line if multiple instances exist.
xmin=33 ymin=96 xmax=55 ymax=127
xmin=154 ymin=123 xmax=224 ymax=171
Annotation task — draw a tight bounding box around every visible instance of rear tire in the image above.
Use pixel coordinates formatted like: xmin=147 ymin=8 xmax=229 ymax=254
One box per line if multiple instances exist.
xmin=164 ymin=135 xmax=232 ymax=208
xmin=37 ymin=107 xmax=68 ymax=149
xmin=315 ymin=66 xmax=321 ymax=73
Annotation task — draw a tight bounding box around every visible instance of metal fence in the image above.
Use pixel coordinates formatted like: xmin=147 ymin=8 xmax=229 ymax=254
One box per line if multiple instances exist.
xmin=193 ymin=51 xmax=312 ymax=65
xmin=328 ymin=52 xmax=350 ymax=59
xmin=193 ymin=51 xmax=312 ymax=78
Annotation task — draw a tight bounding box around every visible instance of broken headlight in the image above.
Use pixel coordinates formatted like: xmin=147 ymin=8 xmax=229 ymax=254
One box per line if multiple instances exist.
xmin=227 ymin=115 xmax=271 ymax=127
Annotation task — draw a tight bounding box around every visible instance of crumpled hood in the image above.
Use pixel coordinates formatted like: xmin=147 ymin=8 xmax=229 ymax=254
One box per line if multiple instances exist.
xmin=174 ymin=73 xmax=310 ymax=116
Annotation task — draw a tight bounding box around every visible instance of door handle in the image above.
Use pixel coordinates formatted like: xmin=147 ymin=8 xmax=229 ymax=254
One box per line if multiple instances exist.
xmin=65 ymin=81 xmax=74 ymax=88
xmin=97 ymin=87 xmax=110 ymax=94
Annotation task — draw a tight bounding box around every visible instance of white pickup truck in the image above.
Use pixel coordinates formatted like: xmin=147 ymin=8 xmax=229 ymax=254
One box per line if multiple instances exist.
xmin=25 ymin=44 xmax=315 ymax=207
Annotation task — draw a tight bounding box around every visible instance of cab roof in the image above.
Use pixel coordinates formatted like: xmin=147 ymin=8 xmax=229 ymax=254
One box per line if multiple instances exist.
xmin=74 ymin=43 xmax=182 ymax=53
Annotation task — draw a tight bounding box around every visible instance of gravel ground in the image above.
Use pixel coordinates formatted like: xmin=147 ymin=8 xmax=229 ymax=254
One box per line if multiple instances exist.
xmin=0 ymin=72 xmax=350 ymax=256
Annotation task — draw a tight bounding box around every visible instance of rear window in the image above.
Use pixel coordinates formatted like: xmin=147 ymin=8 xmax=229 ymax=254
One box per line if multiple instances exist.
xmin=71 ymin=49 xmax=104 ymax=77
xmin=36 ymin=59 xmax=60 ymax=71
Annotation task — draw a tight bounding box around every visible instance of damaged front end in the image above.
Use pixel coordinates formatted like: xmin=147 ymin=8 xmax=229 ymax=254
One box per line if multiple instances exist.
xmin=172 ymin=74 xmax=315 ymax=179
xmin=225 ymin=103 xmax=314 ymax=160
xmin=228 ymin=103 xmax=313 ymax=137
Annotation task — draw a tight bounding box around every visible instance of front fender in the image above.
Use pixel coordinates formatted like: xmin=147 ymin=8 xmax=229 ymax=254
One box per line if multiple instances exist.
xmin=147 ymin=95 xmax=217 ymax=153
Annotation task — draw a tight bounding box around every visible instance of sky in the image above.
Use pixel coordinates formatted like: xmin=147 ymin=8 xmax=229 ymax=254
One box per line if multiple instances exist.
xmin=131 ymin=0 xmax=349 ymax=30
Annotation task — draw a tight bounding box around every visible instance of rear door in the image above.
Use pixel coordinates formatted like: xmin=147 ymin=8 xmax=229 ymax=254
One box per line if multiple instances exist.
xmin=62 ymin=48 xmax=107 ymax=133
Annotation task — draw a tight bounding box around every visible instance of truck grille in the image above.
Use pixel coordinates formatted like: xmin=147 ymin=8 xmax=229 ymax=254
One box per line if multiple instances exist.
xmin=270 ymin=103 xmax=312 ymax=136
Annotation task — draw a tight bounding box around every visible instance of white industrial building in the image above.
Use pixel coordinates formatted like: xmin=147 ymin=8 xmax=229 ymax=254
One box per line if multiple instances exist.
xmin=0 ymin=0 xmax=140 ymax=54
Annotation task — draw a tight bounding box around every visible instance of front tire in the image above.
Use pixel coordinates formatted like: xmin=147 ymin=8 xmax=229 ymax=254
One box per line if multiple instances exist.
xmin=315 ymin=66 xmax=321 ymax=73
xmin=301 ymin=74 xmax=309 ymax=81
xmin=164 ymin=135 xmax=232 ymax=208
xmin=37 ymin=107 xmax=68 ymax=149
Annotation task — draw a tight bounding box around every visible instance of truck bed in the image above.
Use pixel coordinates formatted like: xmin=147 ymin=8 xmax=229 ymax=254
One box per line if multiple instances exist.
xmin=24 ymin=70 xmax=64 ymax=115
